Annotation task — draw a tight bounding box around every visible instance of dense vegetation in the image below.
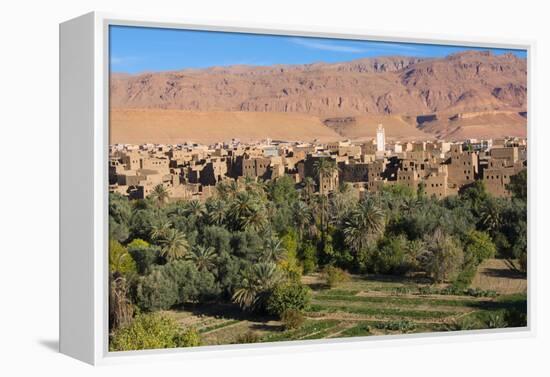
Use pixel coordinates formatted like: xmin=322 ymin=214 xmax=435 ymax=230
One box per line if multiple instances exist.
xmin=108 ymin=171 xmax=527 ymax=350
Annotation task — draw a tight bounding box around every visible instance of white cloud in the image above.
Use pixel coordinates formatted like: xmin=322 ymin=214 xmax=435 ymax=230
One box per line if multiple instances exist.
xmin=110 ymin=56 xmax=140 ymax=66
xmin=289 ymin=37 xmax=420 ymax=54
xmin=289 ymin=38 xmax=367 ymax=53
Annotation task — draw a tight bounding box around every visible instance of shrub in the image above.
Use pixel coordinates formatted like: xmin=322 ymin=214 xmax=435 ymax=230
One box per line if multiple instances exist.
xmin=174 ymin=328 xmax=201 ymax=347
xmin=110 ymin=313 xmax=200 ymax=351
xmin=281 ymin=309 xmax=305 ymax=330
xmin=235 ymin=331 xmax=260 ymax=344
xmin=267 ymin=283 xmax=311 ymax=317
xmin=486 ymin=312 xmax=507 ymax=329
xmin=375 ymin=320 xmax=416 ymax=332
xmin=322 ymin=266 xmax=350 ymax=288
xmin=452 ymin=264 xmax=477 ymax=290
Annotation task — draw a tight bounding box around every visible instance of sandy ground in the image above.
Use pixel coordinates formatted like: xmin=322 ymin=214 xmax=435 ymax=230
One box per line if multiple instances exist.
xmin=471 ymin=258 xmax=527 ymax=294
xmin=110 ymin=109 xmax=344 ymax=144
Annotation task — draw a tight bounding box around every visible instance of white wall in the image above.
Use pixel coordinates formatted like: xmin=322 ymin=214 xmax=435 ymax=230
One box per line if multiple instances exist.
xmin=1 ymin=0 xmax=548 ymax=375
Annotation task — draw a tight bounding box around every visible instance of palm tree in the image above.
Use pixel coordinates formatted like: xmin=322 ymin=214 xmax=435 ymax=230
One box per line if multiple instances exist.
xmin=228 ymin=180 xmax=239 ymax=198
xmin=232 ymin=262 xmax=282 ymax=311
xmin=315 ymin=193 xmax=330 ymax=248
xmin=242 ymin=207 xmax=267 ymax=233
xmin=343 ymin=199 xmax=385 ymax=254
xmin=301 ymin=177 xmax=316 ymax=204
xmin=109 ymin=275 xmax=133 ymax=330
xmin=150 ymin=218 xmax=172 ymax=241
xmin=292 ymin=201 xmax=313 ymax=240
xmin=313 ymin=158 xmax=338 ymax=195
xmin=185 ymin=200 xmax=206 ymax=220
xmin=158 ymin=228 xmax=189 ymax=261
xmin=187 ymin=245 xmax=217 ymax=271
xmin=229 ymin=192 xmax=266 ymax=232
xmin=149 ymin=184 xmax=170 ymax=207
xmin=206 ymin=198 xmax=227 ymax=226
xmin=406 ymin=239 xmax=425 ymax=270
xmin=243 ymin=176 xmax=255 ymax=191
xmin=479 ymin=199 xmax=502 ymax=233
xmin=262 ymin=237 xmax=286 ymax=262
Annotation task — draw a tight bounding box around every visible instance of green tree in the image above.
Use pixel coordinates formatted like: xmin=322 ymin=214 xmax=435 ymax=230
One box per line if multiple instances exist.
xmin=109 ymin=240 xmax=137 ymax=275
xmin=266 ymin=282 xmax=311 ymax=317
xmin=420 ymin=228 xmax=464 ymax=283
xmin=301 ymin=177 xmax=316 ymax=204
xmin=507 ymin=169 xmax=527 ymax=201
xmin=206 ymin=198 xmax=227 ymax=226
xmin=464 ymin=230 xmax=496 ymax=266
xmin=127 ymin=238 xmax=158 ymax=275
xmin=187 ymin=245 xmax=217 ymax=272
xmin=150 ymin=218 xmax=172 ymax=241
xmin=299 ymin=242 xmax=318 ymax=274
xmin=229 ymin=192 xmax=267 ymax=232
xmin=292 ymin=201 xmax=313 ymax=240
xmin=158 ymin=228 xmax=190 ymax=261
xmin=232 ymin=262 xmax=282 ymax=312
xmin=343 ymin=199 xmax=385 ymax=254
xmin=262 ymin=236 xmax=286 ymax=263
xmin=313 ymin=158 xmax=338 ymax=196
xmin=371 ymin=235 xmax=409 ymax=275
xmin=184 ymin=200 xmax=206 ymax=221
xmin=149 ymin=184 xmax=170 ymax=207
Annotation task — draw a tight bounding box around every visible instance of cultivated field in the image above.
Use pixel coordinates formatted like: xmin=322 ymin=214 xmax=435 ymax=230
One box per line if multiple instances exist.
xmin=164 ymin=259 xmax=527 ymax=346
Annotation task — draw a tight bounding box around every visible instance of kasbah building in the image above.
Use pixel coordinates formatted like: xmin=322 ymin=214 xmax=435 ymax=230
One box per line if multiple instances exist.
xmin=108 ymin=124 xmax=527 ymax=202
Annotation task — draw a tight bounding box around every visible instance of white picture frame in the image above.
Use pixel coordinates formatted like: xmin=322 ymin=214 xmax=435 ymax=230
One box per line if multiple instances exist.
xmin=59 ymin=11 xmax=536 ymax=365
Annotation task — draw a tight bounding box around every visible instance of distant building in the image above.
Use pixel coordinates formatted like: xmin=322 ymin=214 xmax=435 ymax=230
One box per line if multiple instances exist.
xmin=376 ymin=124 xmax=386 ymax=153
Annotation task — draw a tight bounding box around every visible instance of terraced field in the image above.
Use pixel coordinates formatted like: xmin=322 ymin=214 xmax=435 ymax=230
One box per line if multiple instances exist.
xmin=165 ymin=264 xmax=527 ymax=346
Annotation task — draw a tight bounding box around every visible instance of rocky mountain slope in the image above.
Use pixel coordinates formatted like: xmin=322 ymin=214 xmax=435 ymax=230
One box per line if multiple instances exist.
xmin=111 ymin=51 xmax=526 ymax=117
xmin=110 ymin=51 xmax=527 ymax=142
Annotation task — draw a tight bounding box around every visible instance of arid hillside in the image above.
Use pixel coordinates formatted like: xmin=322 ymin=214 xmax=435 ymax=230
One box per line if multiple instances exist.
xmin=110 ymin=109 xmax=344 ymax=144
xmin=111 ymin=51 xmax=526 ymax=116
xmin=110 ymin=50 xmax=527 ymax=143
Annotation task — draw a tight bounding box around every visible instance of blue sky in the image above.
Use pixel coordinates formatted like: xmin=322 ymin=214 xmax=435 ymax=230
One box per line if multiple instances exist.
xmin=110 ymin=25 xmax=527 ymax=74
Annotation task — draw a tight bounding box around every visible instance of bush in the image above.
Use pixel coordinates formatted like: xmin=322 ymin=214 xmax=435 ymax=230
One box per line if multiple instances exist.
xmin=451 ymin=264 xmax=477 ymax=290
xmin=235 ymin=331 xmax=260 ymax=344
xmin=110 ymin=313 xmax=200 ymax=351
xmin=322 ymin=266 xmax=350 ymax=288
xmin=281 ymin=309 xmax=305 ymax=330
xmin=267 ymin=283 xmax=311 ymax=317
xmin=375 ymin=320 xmax=416 ymax=332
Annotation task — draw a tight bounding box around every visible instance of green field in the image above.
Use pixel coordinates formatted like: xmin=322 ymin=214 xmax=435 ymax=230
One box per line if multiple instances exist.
xmin=165 ymin=263 xmax=527 ymax=346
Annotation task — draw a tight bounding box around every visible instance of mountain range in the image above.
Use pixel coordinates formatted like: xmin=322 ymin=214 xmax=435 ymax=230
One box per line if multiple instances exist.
xmin=110 ymin=50 xmax=527 ymax=143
